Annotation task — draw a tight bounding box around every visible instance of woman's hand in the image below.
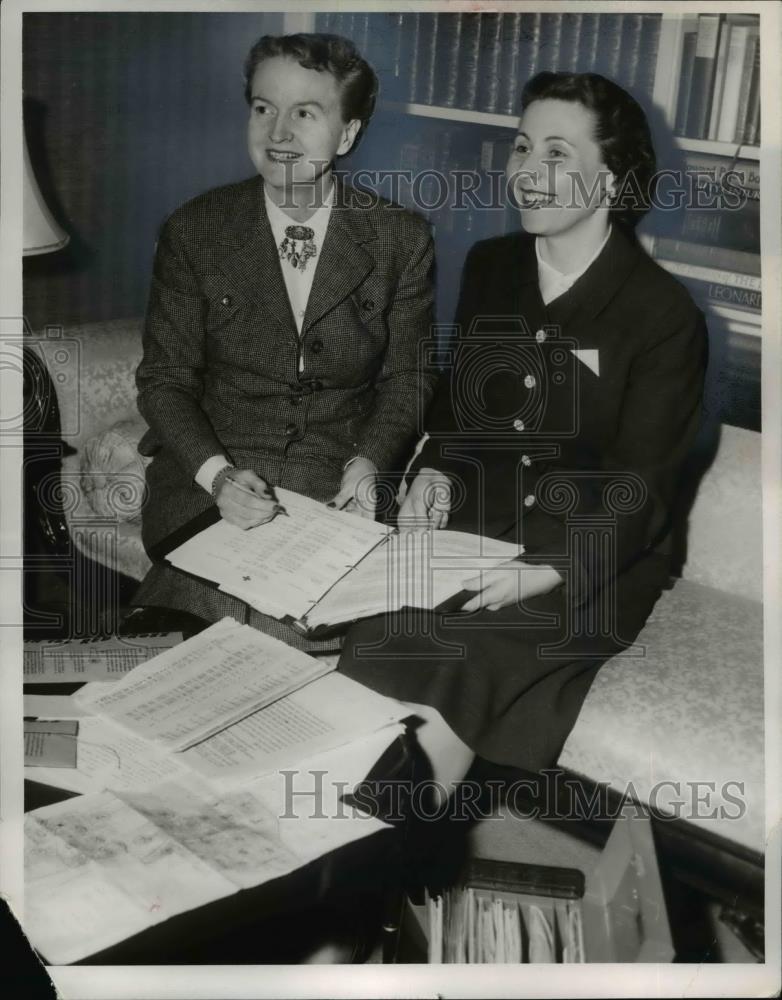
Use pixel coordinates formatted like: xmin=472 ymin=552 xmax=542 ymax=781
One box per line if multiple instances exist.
xmin=461 ymin=560 xmax=563 ymax=612
xmin=216 ymin=468 xmax=278 ymax=529
xmin=328 ymin=456 xmax=378 ymax=519
xmin=397 ymin=468 xmax=451 ymax=531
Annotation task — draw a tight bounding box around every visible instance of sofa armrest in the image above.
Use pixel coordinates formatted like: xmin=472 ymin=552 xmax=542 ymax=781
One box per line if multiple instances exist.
xmin=28 ymin=317 xmax=145 ymax=459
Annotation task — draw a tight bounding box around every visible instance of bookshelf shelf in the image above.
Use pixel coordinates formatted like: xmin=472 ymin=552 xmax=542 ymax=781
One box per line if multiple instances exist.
xmin=381 ymin=101 xmax=518 ymax=130
xmin=676 ymin=137 xmax=760 ymax=160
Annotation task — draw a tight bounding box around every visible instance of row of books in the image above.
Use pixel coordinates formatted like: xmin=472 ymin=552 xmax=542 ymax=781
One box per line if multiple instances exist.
xmin=674 ymin=13 xmax=760 ymax=145
xmin=317 ymin=11 xmax=661 ymax=115
xmin=651 ymin=151 xmax=761 ymax=318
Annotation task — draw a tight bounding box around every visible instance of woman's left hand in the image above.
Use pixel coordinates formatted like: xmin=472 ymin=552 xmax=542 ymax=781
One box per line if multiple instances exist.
xmin=328 ymin=456 xmax=379 ymax=519
xmin=461 ymin=560 xmax=564 ymax=612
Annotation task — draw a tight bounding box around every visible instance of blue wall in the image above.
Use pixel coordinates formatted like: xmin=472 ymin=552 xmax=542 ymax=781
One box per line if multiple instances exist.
xmin=23 ymin=11 xmax=283 ymax=331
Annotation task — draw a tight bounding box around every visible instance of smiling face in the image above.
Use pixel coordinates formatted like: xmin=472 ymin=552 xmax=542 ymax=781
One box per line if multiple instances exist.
xmin=247 ymin=56 xmax=360 ymax=206
xmin=506 ymin=98 xmax=615 ymax=243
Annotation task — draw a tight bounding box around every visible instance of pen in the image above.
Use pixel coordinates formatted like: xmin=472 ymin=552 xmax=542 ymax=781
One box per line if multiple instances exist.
xmin=227 ymin=477 xmax=289 ymax=517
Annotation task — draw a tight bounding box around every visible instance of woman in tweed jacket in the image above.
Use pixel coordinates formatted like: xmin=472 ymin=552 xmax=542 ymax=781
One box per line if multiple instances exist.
xmin=132 ymin=34 xmax=436 ymax=649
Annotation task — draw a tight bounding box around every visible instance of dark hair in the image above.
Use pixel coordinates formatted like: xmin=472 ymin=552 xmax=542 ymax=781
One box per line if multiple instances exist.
xmin=243 ymin=33 xmax=378 ymax=149
xmin=520 ymin=72 xmax=657 ymax=229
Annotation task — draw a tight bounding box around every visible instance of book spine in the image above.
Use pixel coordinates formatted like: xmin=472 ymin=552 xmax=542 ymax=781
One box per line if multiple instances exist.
xmin=743 ymin=42 xmax=761 ymax=144
xmin=538 ymin=13 xmax=563 ymax=73
xmin=579 ymin=13 xmax=601 ymax=71
xmin=671 ymin=273 xmax=762 ymax=315
xmin=716 ymin=24 xmax=750 ymax=141
xmin=418 ymin=13 xmax=440 ymax=105
xmin=523 ymin=12 xmax=543 ymax=80
xmin=635 ymin=14 xmax=662 ymax=98
xmin=733 ymin=31 xmax=759 ymax=144
xmin=440 ymin=13 xmax=464 ymax=108
xmin=598 ymin=13 xmax=624 ymax=80
xmin=707 ymin=19 xmax=731 ymax=138
xmin=458 ymin=13 xmax=482 ymax=109
xmin=654 ymin=237 xmax=760 ymax=276
xmin=658 ymin=258 xmax=761 ymax=292
xmin=686 ymin=14 xmax=723 ymax=139
xmin=622 ymin=15 xmax=643 ymax=90
xmin=406 ymin=13 xmax=422 ymax=103
xmin=386 ymin=13 xmax=407 ymax=103
xmin=675 ymin=32 xmax=697 ymax=135
xmin=498 ymin=14 xmax=523 ymax=115
xmin=559 ymin=12 xmax=583 ymax=73
xmin=479 ymin=13 xmax=503 ymax=112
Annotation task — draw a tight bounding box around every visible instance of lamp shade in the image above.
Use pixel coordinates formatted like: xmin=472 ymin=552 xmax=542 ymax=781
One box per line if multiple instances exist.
xmin=23 ymin=135 xmax=69 ymax=255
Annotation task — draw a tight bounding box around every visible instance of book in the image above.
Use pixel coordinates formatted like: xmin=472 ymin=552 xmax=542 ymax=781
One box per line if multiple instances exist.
xmin=538 ymin=13 xmax=563 ymax=74
xmin=652 ymin=237 xmax=760 ymax=277
xmin=457 ymin=13 xmax=483 ymax=110
xmin=662 ymin=267 xmax=761 ymax=315
xmin=435 ymin=12 xmax=463 ymax=108
xmin=733 ymin=31 xmax=759 ymax=144
xmin=577 ymin=13 xmax=601 ymax=71
xmin=674 ymin=30 xmax=697 ymax=136
xmin=405 ymin=12 xmax=422 ymax=103
xmin=559 ymin=12 xmax=583 ymax=73
xmin=499 ymin=14 xmax=523 ymax=115
xmin=621 ymin=15 xmax=643 ymax=91
xmin=164 ymin=488 xmax=521 ymax=633
xmin=23 ymin=632 xmax=184 ymax=683
xmin=716 ymin=22 xmax=753 ymax=142
xmin=523 ymin=12 xmax=543 ymax=80
xmin=417 ymin=13 xmax=441 ymax=105
xmin=477 ymin=12 xmax=503 ymax=112
xmin=743 ymin=43 xmax=761 ymax=145
xmin=706 ymin=17 xmax=731 ymax=138
xmin=686 ymin=14 xmax=723 ymax=139
xmin=597 ymin=13 xmax=624 ymax=80
xmin=634 ymin=14 xmax=662 ymax=98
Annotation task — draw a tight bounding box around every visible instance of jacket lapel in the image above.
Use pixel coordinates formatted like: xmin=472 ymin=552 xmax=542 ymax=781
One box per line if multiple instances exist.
xmin=216 ymin=177 xmax=297 ymax=339
xmin=544 ymin=225 xmax=642 ymax=330
xmin=302 ymin=181 xmax=377 ymax=333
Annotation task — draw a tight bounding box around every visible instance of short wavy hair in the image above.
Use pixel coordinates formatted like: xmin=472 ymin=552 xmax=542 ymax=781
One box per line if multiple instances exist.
xmin=520 ymin=72 xmax=657 ymax=229
xmin=243 ymin=33 xmax=378 ymax=149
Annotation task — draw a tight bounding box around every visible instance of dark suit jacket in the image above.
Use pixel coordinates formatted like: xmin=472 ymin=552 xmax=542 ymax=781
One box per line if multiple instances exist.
xmin=411 ymin=224 xmax=709 ymax=606
xmin=136 ymin=176 xmax=436 ymax=551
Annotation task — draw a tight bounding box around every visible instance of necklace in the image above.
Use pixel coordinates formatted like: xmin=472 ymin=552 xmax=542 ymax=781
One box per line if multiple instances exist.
xmin=279 ymin=225 xmax=317 ymax=272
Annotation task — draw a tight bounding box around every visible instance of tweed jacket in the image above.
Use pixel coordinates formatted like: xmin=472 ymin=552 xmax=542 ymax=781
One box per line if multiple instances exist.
xmin=136 ymin=176 xmax=436 ymax=551
xmin=411 ymin=224 xmax=708 ymax=607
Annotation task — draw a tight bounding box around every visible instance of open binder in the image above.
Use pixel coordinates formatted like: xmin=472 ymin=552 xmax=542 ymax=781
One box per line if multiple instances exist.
xmin=160 ymin=488 xmax=523 ymax=635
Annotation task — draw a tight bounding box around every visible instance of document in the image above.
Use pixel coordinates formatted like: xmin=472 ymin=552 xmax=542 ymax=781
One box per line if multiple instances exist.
xmin=167 ymin=488 xmax=390 ymax=620
xmin=74 ymin=618 xmax=335 ymax=751
xmin=24 ymin=693 xmax=90 ymax=719
xmin=24 ymin=784 xmax=244 ymax=964
xmin=182 ymin=671 xmax=408 ymax=785
xmin=23 ymin=632 xmax=183 ymax=683
xmin=300 ymin=528 xmax=522 ymax=630
xmin=24 ymin=720 xmax=79 ymax=768
xmin=24 ymin=716 xmax=192 ymax=795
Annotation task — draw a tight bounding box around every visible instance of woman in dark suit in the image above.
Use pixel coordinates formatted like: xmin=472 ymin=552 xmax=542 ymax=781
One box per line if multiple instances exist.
xmin=131 ymin=34 xmax=436 ymax=649
xmin=339 ymin=72 xmax=708 ymax=795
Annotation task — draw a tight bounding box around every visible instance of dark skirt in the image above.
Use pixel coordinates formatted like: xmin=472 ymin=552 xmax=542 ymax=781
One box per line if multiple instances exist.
xmin=338 ymin=552 xmax=669 ymax=772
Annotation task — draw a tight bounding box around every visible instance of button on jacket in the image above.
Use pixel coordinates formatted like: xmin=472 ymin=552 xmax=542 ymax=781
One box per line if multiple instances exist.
xmin=133 ymin=177 xmax=436 ymax=644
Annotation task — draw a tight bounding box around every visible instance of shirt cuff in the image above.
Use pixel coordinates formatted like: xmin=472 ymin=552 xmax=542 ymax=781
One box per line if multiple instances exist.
xmin=195 ymin=454 xmax=232 ymax=494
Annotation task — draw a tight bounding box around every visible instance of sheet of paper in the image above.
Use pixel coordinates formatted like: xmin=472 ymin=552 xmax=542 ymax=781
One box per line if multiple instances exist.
xmin=24 ymin=720 xmax=79 ymax=768
xmin=74 ymin=617 xmax=334 ymax=751
xmin=167 ymin=487 xmax=389 ymax=620
xmin=182 ymin=671 xmax=407 ymax=785
xmin=24 ymin=716 xmax=192 ymax=795
xmin=304 ymin=529 xmax=521 ymax=628
xmin=23 ymin=632 xmax=183 ymax=683
xmin=117 ymin=774 xmax=301 ymax=890
xmin=24 ymin=790 xmax=237 ymax=964
xmin=24 ymin=693 xmax=90 ymax=719
xmin=248 ymin=723 xmax=406 ymax=864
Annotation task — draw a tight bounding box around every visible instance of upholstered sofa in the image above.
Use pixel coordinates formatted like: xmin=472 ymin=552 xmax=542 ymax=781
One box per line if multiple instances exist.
xmin=28 ymin=317 xmax=765 ymax=921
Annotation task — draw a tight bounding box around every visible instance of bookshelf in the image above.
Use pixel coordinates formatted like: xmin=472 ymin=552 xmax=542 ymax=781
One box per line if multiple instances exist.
xmin=287 ymin=10 xmax=762 ymax=429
